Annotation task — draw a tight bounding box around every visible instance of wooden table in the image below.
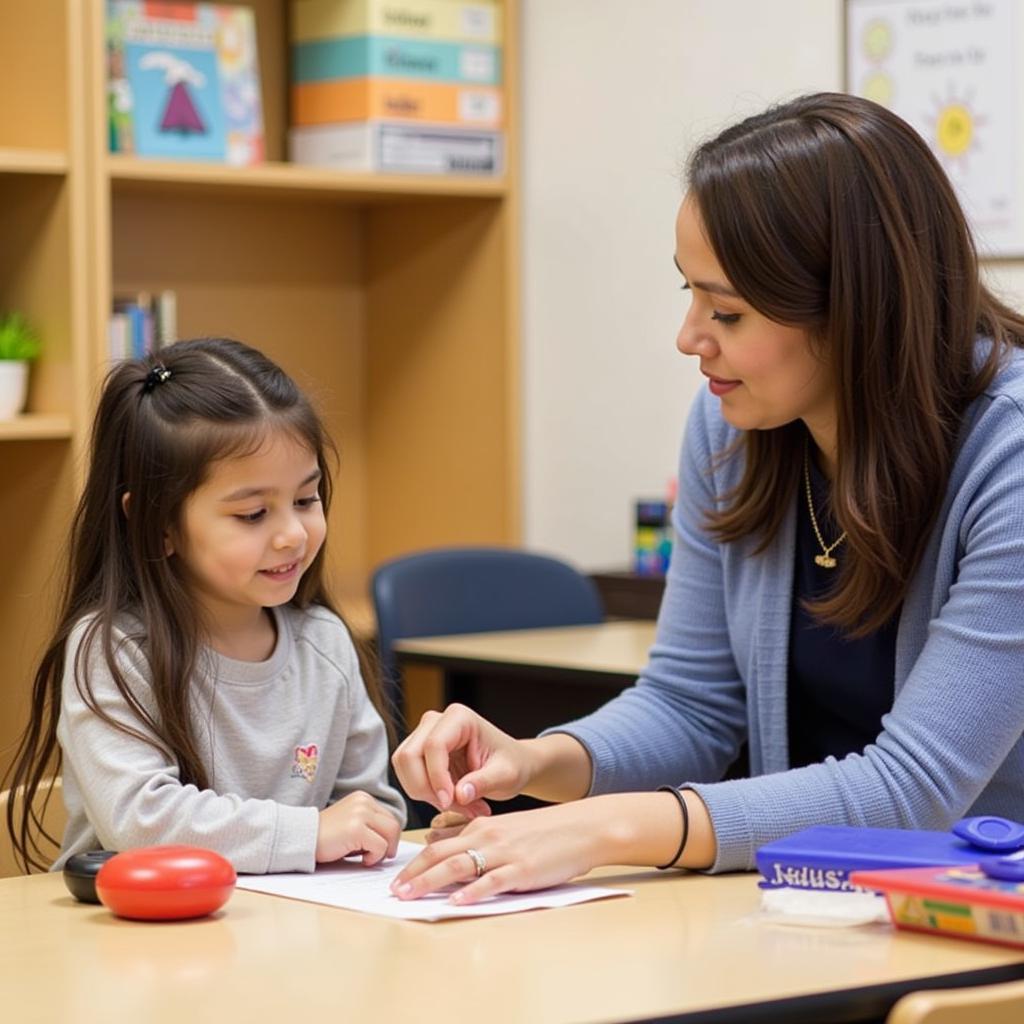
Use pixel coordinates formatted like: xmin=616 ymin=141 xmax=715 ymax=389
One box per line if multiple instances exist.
xmin=4 ymin=849 xmax=1024 ymax=1023
xmin=394 ymin=619 xmax=656 ymax=733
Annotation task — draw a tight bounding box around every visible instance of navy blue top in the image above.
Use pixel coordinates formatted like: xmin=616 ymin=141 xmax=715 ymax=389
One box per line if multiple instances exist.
xmin=788 ymin=452 xmax=898 ymax=768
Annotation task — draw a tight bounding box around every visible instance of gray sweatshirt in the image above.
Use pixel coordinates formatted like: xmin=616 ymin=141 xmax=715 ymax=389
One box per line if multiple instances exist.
xmin=54 ymin=604 xmax=405 ymax=874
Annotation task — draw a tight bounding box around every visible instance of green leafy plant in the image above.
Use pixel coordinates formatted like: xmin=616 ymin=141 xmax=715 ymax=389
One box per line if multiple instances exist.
xmin=0 ymin=313 xmax=41 ymax=361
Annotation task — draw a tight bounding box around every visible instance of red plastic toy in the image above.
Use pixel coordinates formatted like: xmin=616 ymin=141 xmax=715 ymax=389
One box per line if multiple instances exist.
xmin=95 ymin=845 xmax=236 ymax=921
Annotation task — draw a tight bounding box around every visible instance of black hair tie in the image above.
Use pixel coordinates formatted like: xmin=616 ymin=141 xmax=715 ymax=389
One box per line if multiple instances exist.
xmin=656 ymin=785 xmax=690 ymax=870
xmin=142 ymin=364 xmax=172 ymax=393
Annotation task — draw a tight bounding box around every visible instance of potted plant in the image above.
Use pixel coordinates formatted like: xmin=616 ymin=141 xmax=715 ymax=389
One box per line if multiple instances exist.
xmin=0 ymin=313 xmax=41 ymax=420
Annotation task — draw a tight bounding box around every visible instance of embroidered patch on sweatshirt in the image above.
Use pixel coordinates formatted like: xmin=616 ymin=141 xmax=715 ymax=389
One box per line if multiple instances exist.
xmin=291 ymin=743 xmax=319 ymax=783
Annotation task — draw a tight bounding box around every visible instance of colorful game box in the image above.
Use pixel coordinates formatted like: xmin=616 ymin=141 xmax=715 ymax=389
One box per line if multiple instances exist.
xmin=292 ymin=0 xmax=501 ymax=46
xmin=852 ymin=864 xmax=1024 ymax=949
xmin=287 ymin=1 xmax=504 ymax=174
xmin=291 ymin=77 xmax=502 ymax=128
xmin=290 ymin=120 xmax=502 ymax=174
xmin=292 ymin=34 xmax=501 ymax=86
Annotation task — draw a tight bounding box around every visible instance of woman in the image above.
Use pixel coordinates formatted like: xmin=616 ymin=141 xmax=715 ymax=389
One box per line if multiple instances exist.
xmin=389 ymin=92 xmax=1024 ymax=904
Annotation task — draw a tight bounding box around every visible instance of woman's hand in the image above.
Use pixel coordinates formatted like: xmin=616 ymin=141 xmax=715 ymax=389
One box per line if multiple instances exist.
xmin=391 ymin=790 xmax=717 ymax=901
xmin=315 ymin=791 xmax=402 ymax=865
xmin=391 ymin=703 xmax=536 ymax=818
xmin=390 ymin=799 xmax=615 ymax=904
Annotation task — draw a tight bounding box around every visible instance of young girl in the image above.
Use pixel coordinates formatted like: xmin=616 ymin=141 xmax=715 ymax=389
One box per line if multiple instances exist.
xmin=390 ymin=92 xmax=1024 ymax=903
xmin=5 ymin=337 xmax=405 ymax=874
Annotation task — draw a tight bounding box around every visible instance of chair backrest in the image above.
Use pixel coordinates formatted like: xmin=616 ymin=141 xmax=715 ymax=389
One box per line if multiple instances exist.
xmin=886 ymin=978 xmax=1024 ymax=1024
xmin=371 ymin=546 xmax=604 ymax=709
xmin=0 ymin=777 xmax=65 ymax=878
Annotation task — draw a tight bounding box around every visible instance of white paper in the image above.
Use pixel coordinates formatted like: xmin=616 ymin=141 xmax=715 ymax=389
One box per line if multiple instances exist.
xmin=236 ymin=841 xmax=631 ymax=922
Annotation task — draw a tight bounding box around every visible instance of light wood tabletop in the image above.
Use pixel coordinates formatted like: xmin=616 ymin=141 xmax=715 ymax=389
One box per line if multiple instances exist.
xmin=4 ymin=848 xmax=1024 ymax=1024
xmin=394 ymin=619 xmax=657 ymax=675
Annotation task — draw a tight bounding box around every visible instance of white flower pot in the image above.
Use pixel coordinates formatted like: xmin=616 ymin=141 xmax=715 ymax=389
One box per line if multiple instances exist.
xmin=0 ymin=360 xmax=29 ymax=420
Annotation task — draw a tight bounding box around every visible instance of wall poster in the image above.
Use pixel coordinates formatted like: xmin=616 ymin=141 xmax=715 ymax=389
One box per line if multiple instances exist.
xmin=846 ymin=0 xmax=1022 ymax=256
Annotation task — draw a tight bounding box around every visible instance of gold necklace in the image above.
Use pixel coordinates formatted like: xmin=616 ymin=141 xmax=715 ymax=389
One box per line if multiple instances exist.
xmin=803 ymin=442 xmax=846 ymax=569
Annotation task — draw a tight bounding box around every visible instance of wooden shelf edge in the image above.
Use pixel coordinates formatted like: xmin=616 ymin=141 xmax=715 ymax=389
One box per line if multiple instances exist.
xmin=0 ymin=413 xmax=74 ymax=440
xmin=0 ymin=147 xmax=69 ymax=175
xmin=106 ymin=155 xmax=508 ymax=202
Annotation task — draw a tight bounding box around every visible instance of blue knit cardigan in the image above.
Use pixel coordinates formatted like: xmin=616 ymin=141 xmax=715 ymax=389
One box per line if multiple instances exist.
xmin=553 ymin=345 xmax=1024 ymax=871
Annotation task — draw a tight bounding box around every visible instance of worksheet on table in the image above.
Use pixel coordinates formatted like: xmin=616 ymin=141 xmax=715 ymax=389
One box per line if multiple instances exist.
xmin=236 ymin=841 xmax=632 ymax=921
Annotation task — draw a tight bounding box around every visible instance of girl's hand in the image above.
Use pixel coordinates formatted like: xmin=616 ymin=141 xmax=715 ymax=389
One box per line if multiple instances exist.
xmin=389 ymin=800 xmax=611 ymax=904
xmin=315 ymin=791 xmax=402 ymax=865
xmin=391 ymin=703 xmax=535 ymax=818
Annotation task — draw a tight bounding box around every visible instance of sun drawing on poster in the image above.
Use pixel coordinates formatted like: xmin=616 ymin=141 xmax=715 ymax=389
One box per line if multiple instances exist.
xmin=857 ymin=19 xmax=897 ymax=113
xmin=927 ymin=87 xmax=985 ymax=172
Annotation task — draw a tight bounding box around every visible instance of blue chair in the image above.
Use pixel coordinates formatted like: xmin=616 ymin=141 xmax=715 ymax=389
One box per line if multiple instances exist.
xmin=372 ymin=546 xmax=605 ymax=717
xmin=372 ymin=547 xmax=605 ymax=825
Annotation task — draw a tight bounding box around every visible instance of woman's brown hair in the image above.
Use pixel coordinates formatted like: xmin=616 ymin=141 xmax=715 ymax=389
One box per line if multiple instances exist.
xmin=3 ymin=337 xmax=391 ymax=871
xmin=688 ymin=92 xmax=1024 ymax=633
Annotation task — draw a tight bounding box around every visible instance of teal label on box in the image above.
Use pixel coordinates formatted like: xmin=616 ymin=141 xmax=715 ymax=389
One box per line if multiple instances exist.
xmin=293 ymin=35 xmax=501 ymax=85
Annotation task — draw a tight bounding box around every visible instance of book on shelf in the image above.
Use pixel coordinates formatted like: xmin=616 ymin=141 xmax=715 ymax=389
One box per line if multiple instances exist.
xmin=107 ymin=1 xmax=264 ymax=166
xmin=109 ymin=290 xmax=177 ymax=361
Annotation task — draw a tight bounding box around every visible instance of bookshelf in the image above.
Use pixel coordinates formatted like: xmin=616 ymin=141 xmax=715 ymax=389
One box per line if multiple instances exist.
xmin=0 ymin=0 xmax=91 ymax=787
xmin=0 ymin=0 xmax=520 ymax=784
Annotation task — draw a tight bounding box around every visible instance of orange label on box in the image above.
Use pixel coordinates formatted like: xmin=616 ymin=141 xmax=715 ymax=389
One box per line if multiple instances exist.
xmin=292 ymin=77 xmax=503 ymax=128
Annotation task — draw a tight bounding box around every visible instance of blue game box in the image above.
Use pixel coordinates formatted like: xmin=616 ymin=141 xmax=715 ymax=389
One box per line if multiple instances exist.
xmin=756 ymin=825 xmax=983 ymax=892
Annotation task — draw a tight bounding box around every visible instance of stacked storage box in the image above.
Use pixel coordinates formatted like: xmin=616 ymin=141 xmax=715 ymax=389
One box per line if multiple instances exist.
xmin=289 ymin=0 xmax=503 ymax=174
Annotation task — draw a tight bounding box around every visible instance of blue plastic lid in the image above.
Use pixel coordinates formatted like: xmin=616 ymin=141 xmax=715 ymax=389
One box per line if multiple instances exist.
xmin=952 ymin=816 xmax=1024 ymax=853
xmin=980 ymin=850 xmax=1024 ymax=882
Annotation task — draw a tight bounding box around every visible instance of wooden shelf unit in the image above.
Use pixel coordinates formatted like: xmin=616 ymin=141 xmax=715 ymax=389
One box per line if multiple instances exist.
xmin=0 ymin=0 xmax=520 ymax=783
xmin=0 ymin=0 xmax=91 ymax=784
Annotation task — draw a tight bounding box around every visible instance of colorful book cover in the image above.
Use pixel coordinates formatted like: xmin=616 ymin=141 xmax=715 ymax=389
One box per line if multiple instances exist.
xmin=107 ymin=1 xmax=264 ymax=165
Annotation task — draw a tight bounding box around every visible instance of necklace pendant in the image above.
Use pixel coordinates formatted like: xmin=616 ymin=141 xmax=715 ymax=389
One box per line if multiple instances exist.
xmin=814 ymin=554 xmax=838 ymax=569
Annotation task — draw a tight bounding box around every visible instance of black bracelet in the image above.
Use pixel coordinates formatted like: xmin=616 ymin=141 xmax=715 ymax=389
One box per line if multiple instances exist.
xmin=656 ymin=785 xmax=689 ymax=870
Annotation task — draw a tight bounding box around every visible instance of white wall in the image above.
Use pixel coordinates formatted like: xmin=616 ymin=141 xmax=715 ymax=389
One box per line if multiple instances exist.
xmin=520 ymin=0 xmax=1024 ymax=570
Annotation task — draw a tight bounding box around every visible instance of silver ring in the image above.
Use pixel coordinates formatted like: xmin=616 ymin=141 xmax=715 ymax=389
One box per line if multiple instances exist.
xmin=466 ymin=847 xmax=487 ymax=878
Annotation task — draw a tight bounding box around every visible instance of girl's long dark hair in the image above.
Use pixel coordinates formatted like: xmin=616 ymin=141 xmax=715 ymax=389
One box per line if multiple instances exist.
xmin=689 ymin=92 xmax=1024 ymax=634
xmin=4 ymin=337 xmax=389 ymax=871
